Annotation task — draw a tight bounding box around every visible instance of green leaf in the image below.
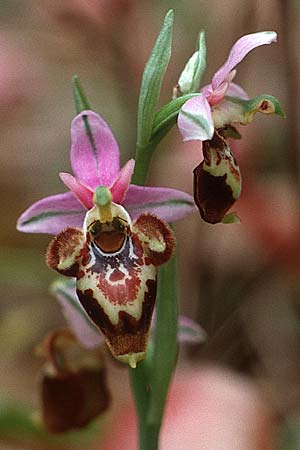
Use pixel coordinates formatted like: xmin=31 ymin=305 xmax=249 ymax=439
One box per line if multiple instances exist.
xmin=72 ymin=76 xmax=98 ymax=156
xmin=178 ymin=30 xmax=206 ymax=94
xmin=147 ymin=252 xmax=178 ymax=426
xmin=72 ymin=75 xmax=91 ymax=114
xmin=136 ymin=10 xmax=174 ymax=150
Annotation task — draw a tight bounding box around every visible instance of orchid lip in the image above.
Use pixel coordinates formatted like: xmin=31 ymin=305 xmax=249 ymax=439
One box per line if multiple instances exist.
xmin=91 ymin=235 xmax=128 ymax=257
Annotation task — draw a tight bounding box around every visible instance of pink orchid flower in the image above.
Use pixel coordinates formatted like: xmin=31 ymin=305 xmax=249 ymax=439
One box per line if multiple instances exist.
xmin=17 ymin=110 xmax=196 ymax=235
xmin=178 ymin=31 xmax=277 ymax=141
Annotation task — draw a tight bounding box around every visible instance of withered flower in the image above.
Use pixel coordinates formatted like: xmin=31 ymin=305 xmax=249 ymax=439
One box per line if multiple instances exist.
xmin=38 ymin=329 xmax=110 ymax=433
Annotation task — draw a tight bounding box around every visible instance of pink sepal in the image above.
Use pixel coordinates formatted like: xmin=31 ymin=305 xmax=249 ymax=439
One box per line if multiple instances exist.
xmin=17 ymin=192 xmax=85 ymax=235
xmin=212 ymin=31 xmax=277 ymax=90
xmin=124 ymin=185 xmax=196 ymax=222
xmin=178 ymin=94 xmax=214 ymax=141
xmin=70 ymin=110 xmax=120 ymax=189
xmin=51 ymin=279 xmax=103 ymax=349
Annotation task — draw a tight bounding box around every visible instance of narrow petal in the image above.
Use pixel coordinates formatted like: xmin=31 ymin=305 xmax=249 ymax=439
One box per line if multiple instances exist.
xmin=51 ymin=279 xmax=103 ymax=349
xmin=59 ymin=172 xmax=93 ymax=209
xmin=178 ymin=94 xmax=214 ymax=141
xmin=123 ymin=185 xmax=196 ymax=222
xmin=212 ymin=31 xmax=277 ymax=90
xmin=207 ymin=81 xmax=230 ymax=106
xmin=212 ymin=94 xmax=285 ymax=129
xmin=110 ymin=159 xmax=135 ymax=204
xmin=17 ymin=192 xmax=85 ymax=234
xmin=178 ymin=316 xmax=207 ymax=344
xmin=71 ymin=110 xmax=120 ymax=189
xmin=226 ymin=82 xmax=249 ymax=100
xmin=201 ymin=83 xmax=213 ymax=98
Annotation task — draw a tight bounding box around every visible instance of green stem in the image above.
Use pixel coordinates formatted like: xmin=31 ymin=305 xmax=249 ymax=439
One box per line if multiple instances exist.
xmin=132 ymin=93 xmax=198 ymax=186
xmin=132 ymin=143 xmax=155 ymax=185
xmin=129 ymin=355 xmax=152 ymax=423
xmin=147 ymin=253 xmax=178 ymax=426
xmin=139 ymin=424 xmax=161 ymax=450
xmin=129 ymin=10 xmax=180 ymax=449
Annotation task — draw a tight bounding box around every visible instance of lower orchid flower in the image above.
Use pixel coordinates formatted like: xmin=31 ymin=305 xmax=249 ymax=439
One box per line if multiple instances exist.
xmin=37 ymin=328 xmax=110 ymax=433
xmin=177 ymin=31 xmax=285 ymax=224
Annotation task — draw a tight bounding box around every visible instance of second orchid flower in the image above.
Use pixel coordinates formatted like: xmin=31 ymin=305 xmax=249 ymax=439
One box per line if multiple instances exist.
xmin=177 ymin=31 xmax=285 ymax=223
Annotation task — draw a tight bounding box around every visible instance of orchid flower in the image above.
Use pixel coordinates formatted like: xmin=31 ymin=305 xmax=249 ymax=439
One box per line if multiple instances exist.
xmin=37 ymin=327 xmax=110 ymax=433
xmin=17 ymin=110 xmax=196 ymax=235
xmin=178 ymin=31 xmax=278 ymax=141
xmin=176 ymin=31 xmax=284 ymax=224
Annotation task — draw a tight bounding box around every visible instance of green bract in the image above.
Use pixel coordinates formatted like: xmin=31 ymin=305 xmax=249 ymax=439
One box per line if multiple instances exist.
xmin=178 ymin=30 xmax=207 ymax=94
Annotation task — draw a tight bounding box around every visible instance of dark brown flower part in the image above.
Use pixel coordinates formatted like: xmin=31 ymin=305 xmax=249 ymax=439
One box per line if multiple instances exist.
xmin=132 ymin=213 xmax=175 ymax=266
xmin=39 ymin=329 xmax=110 ymax=433
xmin=41 ymin=367 xmax=110 ymax=433
xmin=193 ymin=131 xmax=241 ymax=224
xmin=46 ymin=227 xmax=84 ymax=277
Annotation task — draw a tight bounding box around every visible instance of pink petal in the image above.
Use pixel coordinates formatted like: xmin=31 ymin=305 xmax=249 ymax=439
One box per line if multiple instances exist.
xmin=201 ymin=83 xmax=213 ymax=98
xmin=178 ymin=94 xmax=214 ymax=141
xmin=207 ymin=81 xmax=230 ymax=106
xmin=123 ymin=185 xmax=196 ymax=222
xmin=178 ymin=316 xmax=207 ymax=344
xmin=110 ymin=159 xmax=135 ymax=204
xmin=226 ymin=82 xmax=249 ymax=99
xmin=51 ymin=279 xmax=103 ymax=349
xmin=202 ymin=71 xmax=239 ymax=105
xmin=71 ymin=110 xmax=120 ymax=190
xmin=59 ymin=172 xmax=94 ymax=209
xmin=212 ymin=31 xmax=277 ymax=90
xmin=17 ymin=191 xmax=85 ymax=234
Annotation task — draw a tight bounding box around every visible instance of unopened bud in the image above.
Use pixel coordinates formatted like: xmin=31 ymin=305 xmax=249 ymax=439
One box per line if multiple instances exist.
xmin=178 ymin=30 xmax=206 ymax=95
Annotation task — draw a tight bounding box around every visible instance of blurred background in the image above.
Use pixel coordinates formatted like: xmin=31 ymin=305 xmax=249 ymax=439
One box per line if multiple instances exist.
xmin=1 ymin=0 xmax=300 ymax=449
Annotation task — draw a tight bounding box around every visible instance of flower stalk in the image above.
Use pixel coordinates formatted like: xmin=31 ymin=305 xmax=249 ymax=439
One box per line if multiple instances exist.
xmin=129 ymin=10 xmax=179 ymax=450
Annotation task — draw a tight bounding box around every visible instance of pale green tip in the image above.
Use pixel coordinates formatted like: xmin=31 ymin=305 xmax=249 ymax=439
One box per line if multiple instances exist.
xmin=117 ymin=352 xmax=146 ymax=368
xmin=222 ymin=212 xmax=241 ymax=224
xmin=93 ymin=186 xmax=112 ymax=206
